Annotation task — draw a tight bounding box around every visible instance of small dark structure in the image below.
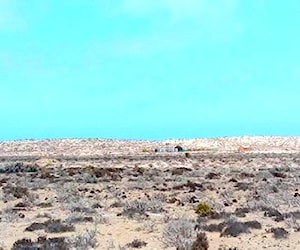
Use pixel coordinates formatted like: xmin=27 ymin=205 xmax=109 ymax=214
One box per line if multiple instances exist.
xmin=154 ymin=145 xmax=185 ymax=153
xmin=175 ymin=145 xmax=184 ymax=152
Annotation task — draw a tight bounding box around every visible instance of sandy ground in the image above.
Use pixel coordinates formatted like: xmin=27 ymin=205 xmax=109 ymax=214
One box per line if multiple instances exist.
xmin=0 ymin=136 xmax=299 ymax=249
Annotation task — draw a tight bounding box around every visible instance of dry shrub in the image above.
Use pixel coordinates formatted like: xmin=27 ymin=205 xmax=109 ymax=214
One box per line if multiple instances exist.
xmin=56 ymin=183 xmax=93 ymax=213
xmin=122 ymin=199 xmax=148 ymax=219
xmin=2 ymin=185 xmax=29 ymax=199
xmin=126 ymin=239 xmax=147 ymax=248
xmin=206 ymin=172 xmax=221 ymax=179
xmin=0 ymin=162 xmax=38 ymax=174
xmin=25 ymin=219 xmax=75 ymax=233
xmin=67 ymin=228 xmax=98 ymax=249
xmin=220 ymin=218 xmax=261 ymax=237
xmin=220 ymin=221 xmax=249 ymax=237
xmin=191 ymin=232 xmax=209 ymax=250
xmin=269 ymin=227 xmax=289 ymax=239
xmin=1 ymin=207 xmax=23 ymax=222
xmin=163 ymin=217 xmax=196 ymax=250
xmin=12 ymin=237 xmax=69 ymax=250
xmin=122 ymin=197 xmax=163 ymax=219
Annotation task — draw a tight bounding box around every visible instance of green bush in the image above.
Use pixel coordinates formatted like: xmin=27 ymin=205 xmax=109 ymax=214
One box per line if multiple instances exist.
xmin=195 ymin=203 xmax=213 ymax=216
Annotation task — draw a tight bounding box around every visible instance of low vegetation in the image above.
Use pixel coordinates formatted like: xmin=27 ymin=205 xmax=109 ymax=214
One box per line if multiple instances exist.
xmin=0 ymin=138 xmax=299 ymax=249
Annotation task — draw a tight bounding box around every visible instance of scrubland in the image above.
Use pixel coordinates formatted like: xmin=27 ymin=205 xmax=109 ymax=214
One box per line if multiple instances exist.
xmin=0 ymin=136 xmax=299 ymax=249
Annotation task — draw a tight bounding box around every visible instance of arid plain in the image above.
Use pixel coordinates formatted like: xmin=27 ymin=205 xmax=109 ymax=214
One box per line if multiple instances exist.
xmin=0 ymin=136 xmax=299 ymax=249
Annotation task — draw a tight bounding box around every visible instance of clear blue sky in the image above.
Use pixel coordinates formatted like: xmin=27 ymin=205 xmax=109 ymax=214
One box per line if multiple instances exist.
xmin=1 ymin=0 xmax=299 ymax=140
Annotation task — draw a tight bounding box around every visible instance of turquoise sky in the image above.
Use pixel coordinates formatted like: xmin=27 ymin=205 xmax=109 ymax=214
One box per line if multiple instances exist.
xmin=1 ymin=0 xmax=299 ymax=140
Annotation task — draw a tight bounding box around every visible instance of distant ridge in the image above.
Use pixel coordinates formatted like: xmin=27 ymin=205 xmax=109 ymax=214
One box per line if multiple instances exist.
xmin=0 ymin=136 xmax=299 ymax=158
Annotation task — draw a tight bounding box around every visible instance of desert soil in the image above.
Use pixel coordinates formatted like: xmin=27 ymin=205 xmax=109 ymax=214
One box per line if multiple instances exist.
xmin=0 ymin=136 xmax=299 ymax=250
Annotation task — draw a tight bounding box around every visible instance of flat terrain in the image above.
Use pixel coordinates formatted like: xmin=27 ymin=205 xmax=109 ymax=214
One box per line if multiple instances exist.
xmin=0 ymin=136 xmax=299 ymax=249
